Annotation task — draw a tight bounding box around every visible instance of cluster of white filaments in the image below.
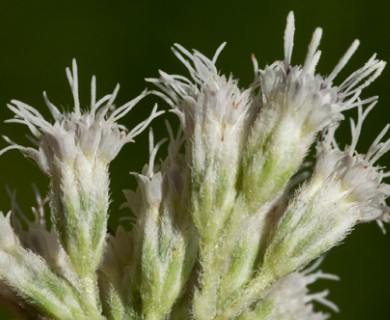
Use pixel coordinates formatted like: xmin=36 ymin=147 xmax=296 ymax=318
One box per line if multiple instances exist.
xmin=261 ymin=258 xmax=340 ymax=320
xmin=315 ymin=103 xmax=390 ymax=224
xmin=6 ymin=186 xmax=78 ymax=285
xmin=258 ymin=12 xmax=385 ymax=132
xmin=146 ymin=43 xmax=253 ymax=137
xmin=1 ymin=59 xmax=163 ymax=173
xmin=259 ymin=12 xmax=385 ymax=130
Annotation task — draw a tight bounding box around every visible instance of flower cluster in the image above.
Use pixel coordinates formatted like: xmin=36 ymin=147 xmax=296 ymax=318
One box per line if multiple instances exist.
xmin=0 ymin=11 xmax=388 ymax=320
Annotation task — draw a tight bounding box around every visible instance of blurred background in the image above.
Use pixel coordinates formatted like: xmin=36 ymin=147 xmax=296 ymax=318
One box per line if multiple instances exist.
xmin=0 ymin=0 xmax=389 ymax=318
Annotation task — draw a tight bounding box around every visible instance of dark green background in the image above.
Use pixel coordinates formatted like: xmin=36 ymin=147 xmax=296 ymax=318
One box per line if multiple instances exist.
xmin=0 ymin=0 xmax=389 ymax=319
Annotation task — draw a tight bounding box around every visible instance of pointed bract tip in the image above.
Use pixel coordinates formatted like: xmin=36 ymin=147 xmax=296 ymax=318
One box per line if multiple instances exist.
xmin=284 ymin=11 xmax=295 ymax=65
xmin=212 ymin=42 xmax=227 ymax=64
xmin=287 ymin=11 xmax=295 ymax=23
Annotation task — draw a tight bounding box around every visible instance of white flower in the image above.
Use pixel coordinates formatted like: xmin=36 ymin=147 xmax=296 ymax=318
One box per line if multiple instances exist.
xmin=240 ymin=11 xmax=385 ymax=211
xmin=315 ymin=103 xmax=390 ymax=224
xmin=129 ymin=129 xmax=166 ymax=210
xmin=262 ymin=103 xmax=390 ymax=281
xmin=241 ymin=258 xmax=339 ymax=320
xmin=147 ymin=43 xmax=253 ymax=136
xmin=6 ymin=187 xmax=78 ymax=287
xmin=146 ymin=43 xmax=253 ymax=177
xmin=147 ymin=43 xmax=254 ymax=240
xmin=258 ymin=12 xmax=385 ymax=132
xmin=1 ymin=59 xmax=163 ymax=173
xmin=0 ymin=60 xmax=165 ymax=318
xmin=0 ymin=210 xmax=85 ymax=319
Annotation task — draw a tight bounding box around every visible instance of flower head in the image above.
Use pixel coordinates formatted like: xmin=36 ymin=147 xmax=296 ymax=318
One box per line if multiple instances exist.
xmin=262 ymin=103 xmax=390 ymax=280
xmin=147 ymin=43 xmax=253 ymax=135
xmin=146 ymin=43 xmax=253 ymax=172
xmin=258 ymin=12 xmax=385 ymax=133
xmin=147 ymin=44 xmax=254 ymax=238
xmin=242 ymin=258 xmax=339 ymax=320
xmin=240 ymin=11 xmax=386 ymax=211
xmin=1 ymin=59 xmax=163 ymax=174
xmin=0 ymin=60 xmax=165 ymax=310
xmin=315 ymin=103 xmax=390 ymax=224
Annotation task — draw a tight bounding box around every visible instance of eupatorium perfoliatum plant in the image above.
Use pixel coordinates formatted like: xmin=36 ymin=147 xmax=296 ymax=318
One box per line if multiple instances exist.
xmin=0 ymin=11 xmax=388 ymax=320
